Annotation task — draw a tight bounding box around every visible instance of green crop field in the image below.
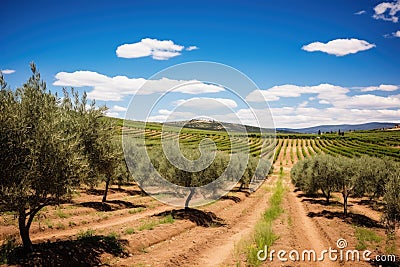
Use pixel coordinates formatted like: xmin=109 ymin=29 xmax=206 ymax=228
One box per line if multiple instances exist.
xmin=120 ymin=119 xmax=400 ymax=162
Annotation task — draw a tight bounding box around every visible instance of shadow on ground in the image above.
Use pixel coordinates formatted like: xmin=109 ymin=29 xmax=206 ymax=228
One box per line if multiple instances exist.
xmin=357 ymin=199 xmax=385 ymax=213
xmin=154 ymin=208 xmax=225 ymax=227
xmin=307 ymin=210 xmax=383 ymax=228
xmin=78 ymin=200 xmax=146 ymax=212
xmin=85 ymin=188 xmax=146 ymax=197
xmin=229 ymin=188 xmax=251 ymax=197
xmin=5 ymin=235 xmax=128 ymax=267
xmin=301 ymin=198 xmax=342 ymax=207
xmin=220 ymin=195 xmax=241 ymax=203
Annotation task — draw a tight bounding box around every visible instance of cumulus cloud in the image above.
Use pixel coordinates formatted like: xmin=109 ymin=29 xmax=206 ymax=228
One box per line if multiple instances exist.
xmin=111 ymin=105 xmax=127 ymax=112
xmin=1 ymin=69 xmax=16 ymax=75
xmin=53 ymin=71 xmax=225 ymax=101
xmin=302 ymin=38 xmax=376 ymax=56
xmin=319 ymin=100 xmax=330 ymax=105
xmin=394 ymin=30 xmax=400 ymax=37
xmin=246 ymin=83 xmax=400 ymax=115
xmin=246 ymin=84 xmax=349 ymax=103
xmin=174 ymin=97 xmax=238 ymax=110
xmin=358 ymin=84 xmax=399 ymax=92
xmin=116 ymin=38 xmax=197 ymax=60
xmin=373 ymin=0 xmax=400 ymax=23
xmin=104 ymin=105 xmax=128 ymax=118
xmin=186 ymin=46 xmax=199 ymax=51
xmin=355 ymin=10 xmax=366 ymax=15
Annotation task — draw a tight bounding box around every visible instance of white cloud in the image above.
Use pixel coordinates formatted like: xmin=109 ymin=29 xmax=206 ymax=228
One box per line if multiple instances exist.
xmin=395 ymin=30 xmax=400 ymax=37
xmin=105 ymin=111 xmax=120 ymax=118
xmin=186 ymin=46 xmax=199 ymax=51
xmin=147 ymin=110 xmax=195 ymax=123
xmin=373 ymin=0 xmax=400 ymax=23
xmin=334 ymin=94 xmax=400 ymax=109
xmin=298 ymin=101 xmax=309 ymax=108
xmin=105 ymin=105 xmax=128 ymax=118
xmin=246 ymin=83 xmax=349 ymax=103
xmin=359 ymin=84 xmax=399 ymax=92
xmin=1 ymin=69 xmax=15 ymax=75
xmin=251 ymin=83 xmax=400 ymax=109
xmin=302 ymin=38 xmax=376 ymax=56
xmin=111 ymin=105 xmax=127 ymax=112
xmin=116 ymin=38 xmax=197 ymax=60
xmin=174 ymin=97 xmax=238 ymax=110
xmin=355 ymin=10 xmax=366 ymax=15
xmin=54 ymin=71 xmax=225 ymax=101
xmin=319 ymin=100 xmax=330 ymax=105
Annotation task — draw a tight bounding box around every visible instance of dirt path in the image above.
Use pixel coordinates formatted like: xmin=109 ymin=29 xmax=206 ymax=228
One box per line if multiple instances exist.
xmin=269 ymin=140 xmax=377 ymax=267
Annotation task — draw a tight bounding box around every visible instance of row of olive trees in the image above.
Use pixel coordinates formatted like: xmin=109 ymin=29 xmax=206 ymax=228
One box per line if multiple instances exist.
xmin=0 ymin=64 xmax=127 ymax=251
xmin=124 ymin=141 xmax=271 ymax=209
xmin=291 ymin=155 xmax=400 ymax=226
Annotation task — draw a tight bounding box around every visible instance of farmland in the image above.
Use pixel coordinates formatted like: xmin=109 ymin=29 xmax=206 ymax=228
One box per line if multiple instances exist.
xmin=1 ymin=116 xmax=399 ymax=266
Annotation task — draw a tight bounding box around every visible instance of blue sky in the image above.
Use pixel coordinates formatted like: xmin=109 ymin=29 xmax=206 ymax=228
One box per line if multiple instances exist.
xmin=1 ymin=0 xmax=400 ymax=128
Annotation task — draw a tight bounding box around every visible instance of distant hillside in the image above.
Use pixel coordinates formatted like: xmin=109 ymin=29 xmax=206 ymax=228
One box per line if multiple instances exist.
xmin=165 ymin=119 xmax=276 ymax=134
xmin=279 ymin=122 xmax=399 ymax=134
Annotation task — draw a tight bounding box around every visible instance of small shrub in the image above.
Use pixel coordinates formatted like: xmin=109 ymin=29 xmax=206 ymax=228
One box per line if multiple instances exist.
xmin=128 ymin=207 xmax=145 ymax=214
xmin=55 ymin=223 xmax=66 ymax=230
xmin=125 ymin=228 xmax=135 ymax=235
xmin=77 ymin=229 xmax=95 ymax=239
xmin=55 ymin=208 xmax=69 ymax=219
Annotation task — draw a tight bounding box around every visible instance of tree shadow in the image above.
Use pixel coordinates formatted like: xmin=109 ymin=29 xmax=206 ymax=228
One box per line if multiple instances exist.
xmin=307 ymin=210 xmax=383 ymax=228
xmin=229 ymin=188 xmax=251 ymax=197
xmin=125 ymin=189 xmax=147 ymax=196
xmin=220 ymin=195 xmax=241 ymax=203
xmin=301 ymin=198 xmax=342 ymax=207
xmin=296 ymin=192 xmax=325 ymax=199
xmin=78 ymin=200 xmax=146 ymax=212
xmin=85 ymin=188 xmax=146 ymax=197
xmin=5 ymin=235 xmax=128 ymax=267
xmin=154 ymin=208 xmax=225 ymax=227
xmin=357 ymin=199 xmax=385 ymax=213
xmin=85 ymin=189 xmax=106 ymax=196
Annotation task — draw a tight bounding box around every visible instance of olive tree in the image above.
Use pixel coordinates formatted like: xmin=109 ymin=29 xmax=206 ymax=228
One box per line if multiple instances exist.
xmin=0 ymin=64 xmax=122 ymax=251
xmin=0 ymin=65 xmax=87 ymax=251
xmin=63 ymin=89 xmax=122 ymax=202
xmin=383 ymin=169 xmax=400 ymax=229
xmin=290 ymin=157 xmax=318 ymax=195
xmin=154 ymin=145 xmax=229 ymax=208
xmin=309 ymin=155 xmax=340 ymax=204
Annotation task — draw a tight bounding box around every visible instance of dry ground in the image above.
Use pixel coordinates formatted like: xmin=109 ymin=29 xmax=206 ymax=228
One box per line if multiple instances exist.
xmin=1 ymin=140 xmax=399 ymax=266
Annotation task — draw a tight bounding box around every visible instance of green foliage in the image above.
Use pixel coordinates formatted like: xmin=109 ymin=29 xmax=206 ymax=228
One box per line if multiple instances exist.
xmin=138 ymin=215 xmax=175 ymax=231
xmin=55 ymin=208 xmax=69 ymax=219
xmin=383 ymin=170 xmax=400 ymax=229
xmin=125 ymin=228 xmax=135 ymax=235
xmin=128 ymin=207 xmax=145 ymax=214
xmin=354 ymin=227 xmax=382 ymax=250
xmin=77 ymin=229 xmax=96 ymax=239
